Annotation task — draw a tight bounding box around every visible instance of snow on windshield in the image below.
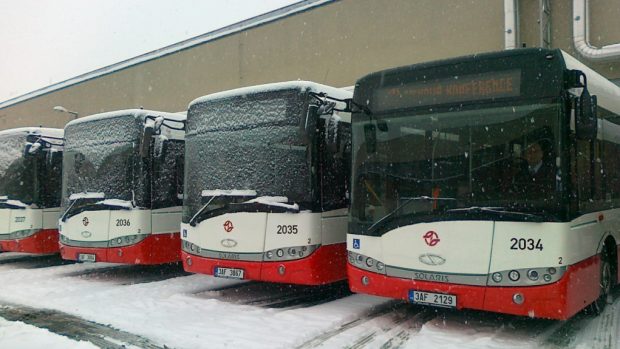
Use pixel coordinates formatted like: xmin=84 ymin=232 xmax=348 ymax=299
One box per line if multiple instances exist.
xmin=184 ymin=88 xmax=310 ymax=221
xmin=62 ymin=113 xmax=146 ymax=207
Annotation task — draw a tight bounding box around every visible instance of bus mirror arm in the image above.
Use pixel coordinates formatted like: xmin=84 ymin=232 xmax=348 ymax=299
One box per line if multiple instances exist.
xmin=575 ymin=89 xmax=598 ymax=141
xmin=140 ymin=126 xmax=154 ymax=158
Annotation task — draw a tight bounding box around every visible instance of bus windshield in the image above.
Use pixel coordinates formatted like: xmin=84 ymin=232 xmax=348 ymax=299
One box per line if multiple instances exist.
xmin=62 ymin=115 xmax=148 ymax=209
xmin=183 ymin=89 xmax=310 ymax=223
xmin=350 ymin=102 xmax=564 ymax=236
xmin=0 ymin=133 xmax=36 ymax=206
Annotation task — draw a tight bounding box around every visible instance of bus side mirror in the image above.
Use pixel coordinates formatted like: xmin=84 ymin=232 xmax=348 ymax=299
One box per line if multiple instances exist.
xmin=576 ymin=90 xmax=597 ymax=140
xmin=23 ymin=144 xmax=32 ymax=157
xmin=140 ymin=125 xmax=154 ymax=158
xmin=364 ymin=124 xmax=377 ymax=154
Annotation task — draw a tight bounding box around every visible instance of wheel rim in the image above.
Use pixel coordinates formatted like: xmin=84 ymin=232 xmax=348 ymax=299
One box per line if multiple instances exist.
xmin=601 ymin=258 xmax=611 ymax=298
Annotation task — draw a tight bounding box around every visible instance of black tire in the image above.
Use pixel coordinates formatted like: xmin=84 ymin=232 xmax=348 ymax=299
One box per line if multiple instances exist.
xmin=587 ymin=250 xmax=613 ymax=316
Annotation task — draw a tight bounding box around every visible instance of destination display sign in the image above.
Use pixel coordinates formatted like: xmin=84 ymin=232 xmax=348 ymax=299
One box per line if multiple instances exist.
xmin=372 ymin=69 xmax=521 ymax=111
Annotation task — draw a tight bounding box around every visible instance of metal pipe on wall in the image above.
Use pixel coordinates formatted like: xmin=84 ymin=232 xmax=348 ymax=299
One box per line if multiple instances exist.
xmin=573 ymin=0 xmax=620 ymax=61
xmin=504 ymin=0 xmax=519 ymax=49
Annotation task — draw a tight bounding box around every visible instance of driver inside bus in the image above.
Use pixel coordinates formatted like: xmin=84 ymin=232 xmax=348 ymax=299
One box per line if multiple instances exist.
xmin=514 ymin=140 xmax=556 ymax=196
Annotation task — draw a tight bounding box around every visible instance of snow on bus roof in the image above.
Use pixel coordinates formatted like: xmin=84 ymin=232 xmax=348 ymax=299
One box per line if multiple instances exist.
xmin=66 ymin=109 xmax=185 ymax=128
xmin=0 ymin=127 xmax=63 ymax=139
xmin=188 ymin=80 xmax=352 ymax=108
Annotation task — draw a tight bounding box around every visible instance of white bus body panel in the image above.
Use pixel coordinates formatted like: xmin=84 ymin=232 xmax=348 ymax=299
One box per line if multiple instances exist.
xmin=349 ymin=209 xmax=620 ymax=277
xmin=0 ymin=209 xmax=11 ymax=233
xmin=264 ymin=212 xmax=322 ymax=251
xmin=378 ymin=221 xmax=494 ymax=275
xmin=188 ymin=212 xmax=268 ymax=253
xmin=61 ymin=209 xmax=154 ymax=243
xmin=321 ymin=208 xmax=348 ymax=245
xmin=43 ymin=209 xmax=61 ymax=229
xmin=151 ymin=207 xmax=182 ymax=234
xmin=9 ymin=209 xmax=43 ymax=233
xmin=61 ymin=210 xmax=110 ymax=243
xmin=183 ymin=209 xmax=347 ymax=255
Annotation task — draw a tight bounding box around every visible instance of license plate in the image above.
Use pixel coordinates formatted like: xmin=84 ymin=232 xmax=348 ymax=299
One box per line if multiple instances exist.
xmin=214 ymin=267 xmax=244 ymax=279
xmin=409 ymin=290 xmax=456 ymax=308
xmin=78 ymin=253 xmax=96 ymax=263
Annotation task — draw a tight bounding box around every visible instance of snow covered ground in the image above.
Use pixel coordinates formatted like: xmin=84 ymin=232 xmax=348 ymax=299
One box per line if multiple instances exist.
xmin=0 ymin=252 xmax=618 ymax=349
xmin=0 ymin=317 xmax=97 ymax=349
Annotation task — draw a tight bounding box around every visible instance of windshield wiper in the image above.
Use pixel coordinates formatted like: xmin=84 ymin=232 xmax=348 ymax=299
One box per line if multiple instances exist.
xmin=189 ymin=196 xmax=217 ymax=227
xmin=60 ymin=198 xmax=132 ymax=222
xmin=189 ymin=195 xmax=300 ymax=227
xmin=367 ymin=196 xmax=457 ymax=233
xmin=445 ymin=207 xmax=544 ymax=222
xmin=0 ymin=199 xmax=29 ymax=209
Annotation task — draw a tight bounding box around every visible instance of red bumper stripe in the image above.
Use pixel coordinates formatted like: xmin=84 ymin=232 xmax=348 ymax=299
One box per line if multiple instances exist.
xmin=60 ymin=233 xmax=181 ymax=265
xmin=182 ymin=243 xmax=347 ymax=285
xmin=347 ymin=255 xmax=601 ymax=320
xmin=0 ymin=229 xmax=59 ymax=254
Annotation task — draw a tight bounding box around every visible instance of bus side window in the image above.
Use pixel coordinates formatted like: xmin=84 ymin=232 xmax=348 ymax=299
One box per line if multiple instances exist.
xmin=319 ymin=117 xmax=350 ymax=211
xmin=575 ymin=138 xmax=593 ymax=211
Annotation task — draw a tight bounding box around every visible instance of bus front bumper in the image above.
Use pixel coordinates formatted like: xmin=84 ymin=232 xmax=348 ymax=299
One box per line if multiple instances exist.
xmin=182 ymin=243 xmax=347 ymax=285
xmin=347 ymin=255 xmax=601 ymax=320
xmin=59 ymin=233 xmax=181 ymax=264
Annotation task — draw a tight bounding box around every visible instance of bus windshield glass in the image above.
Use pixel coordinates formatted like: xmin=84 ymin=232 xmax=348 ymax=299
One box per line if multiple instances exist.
xmin=350 ymin=102 xmax=563 ymax=236
xmin=62 ymin=115 xmax=148 ymax=209
xmin=183 ymin=89 xmax=310 ymax=223
xmin=0 ymin=133 xmax=36 ymax=206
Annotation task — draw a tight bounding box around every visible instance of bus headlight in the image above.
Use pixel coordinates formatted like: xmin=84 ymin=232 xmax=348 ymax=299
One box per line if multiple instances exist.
xmin=348 ymin=251 xmax=386 ymax=275
xmin=263 ymin=244 xmax=319 ymax=261
xmin=488 ymin=266 xmax=566 ymax=286
xmin=508 ymin=270 xmax=520 ymax=282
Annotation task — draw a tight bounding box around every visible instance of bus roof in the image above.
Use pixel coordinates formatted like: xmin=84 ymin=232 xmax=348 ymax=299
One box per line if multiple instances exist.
xmin=66 ymin=109 xmax=186 ymax=141
xmin=188 ymin=80 xmax=352 ymax=108
xmin=0 ymin=127 xmax=63 ymax=139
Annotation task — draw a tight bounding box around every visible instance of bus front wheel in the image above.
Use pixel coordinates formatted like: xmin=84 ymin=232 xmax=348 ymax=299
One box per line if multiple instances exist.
xmin=588 ymin=250 xmax=613 ymax=316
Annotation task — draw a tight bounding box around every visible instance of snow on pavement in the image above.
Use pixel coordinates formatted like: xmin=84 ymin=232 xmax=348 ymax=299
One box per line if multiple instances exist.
xmin=0 ymin=253 xmax=388 ymax=349
xmin=1 ymin=252 xmax=620 ymax=349
xmin=0 ymin=316 xmax=97 ymax=349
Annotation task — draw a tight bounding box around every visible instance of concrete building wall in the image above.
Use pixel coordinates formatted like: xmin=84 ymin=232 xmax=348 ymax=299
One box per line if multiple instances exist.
xmin=1 ymin=0 xmax=620 ymax=130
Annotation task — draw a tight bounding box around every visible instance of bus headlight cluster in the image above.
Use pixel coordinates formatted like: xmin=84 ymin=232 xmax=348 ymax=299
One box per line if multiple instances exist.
xmin=109 ymin=234 xmax=148 ymax=247
xmin=264 ymin=244 xmax=318 ymax=262
xmin=7 ymin=229 xmax=39 ymax=239
xmin=348 ymin=250 xmax=386 ymax=275
xmin=488 ymin=266 xmax=567 ymax=286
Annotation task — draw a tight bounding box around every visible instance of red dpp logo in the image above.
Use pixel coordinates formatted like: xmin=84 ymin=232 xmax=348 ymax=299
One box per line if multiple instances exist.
xmin=223 ymin=220 xmax=234 ymax=233
xmin=423 ymin=231 xmax=440 ymax=247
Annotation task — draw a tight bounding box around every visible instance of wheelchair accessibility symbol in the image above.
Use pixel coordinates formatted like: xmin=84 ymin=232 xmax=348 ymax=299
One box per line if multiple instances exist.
xmin=353 ymin=239 xmax=361 ymax=249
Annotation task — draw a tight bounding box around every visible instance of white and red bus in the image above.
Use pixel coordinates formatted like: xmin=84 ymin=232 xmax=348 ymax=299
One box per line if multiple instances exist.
xmin=347 ymin=49 xmax=620 ymax=319
xmin=181 ymin=81 xmax=351 ymax=285
xmin=0 ymin=128 xmax=64 ymax=254
xmin=59 ymin=109 xmax=185 ymax=264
